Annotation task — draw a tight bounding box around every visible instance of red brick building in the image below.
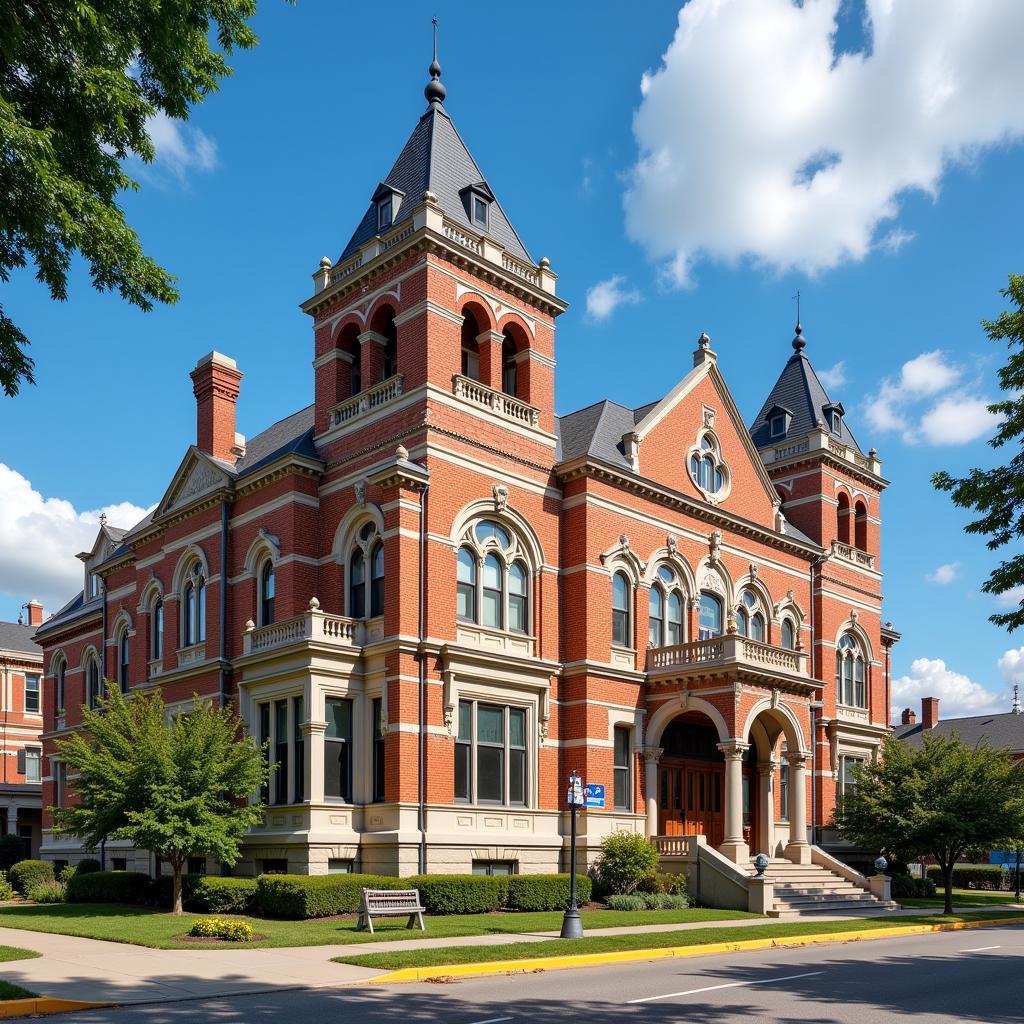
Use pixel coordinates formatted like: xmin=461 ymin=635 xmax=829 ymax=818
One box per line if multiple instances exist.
xmin=0 ymin=601 xmax=45 ymax=857
xmin=35 ymin=61 xmax=896 ymax=893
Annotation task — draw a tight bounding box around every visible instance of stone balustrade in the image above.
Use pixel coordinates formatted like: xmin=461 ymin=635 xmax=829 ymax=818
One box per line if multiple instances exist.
xmin=452 ymin=373 xmax=541 ymax=428
xmin=646 ymin=634 xmax=808 ymax=680
xmin=830 ymin=539 xmax=876 ymax=569
xmin=330 ymin=374 xmax=404 ymax=428
xmin=243 ymin=604 xmax=363 ymax=656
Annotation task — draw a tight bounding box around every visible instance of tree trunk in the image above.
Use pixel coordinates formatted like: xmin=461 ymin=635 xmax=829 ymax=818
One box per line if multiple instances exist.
xmin=941 ymin=862 xmax=954 ymax=915
xmin=172 ymin=863 xmax=184 ymax=915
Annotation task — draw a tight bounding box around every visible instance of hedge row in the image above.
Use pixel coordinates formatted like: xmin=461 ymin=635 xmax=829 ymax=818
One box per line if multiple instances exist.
xmin=67 ymin=871 xmax=153 ymax=904
xmin=890 ymin=874 xmax=937 ymax=899
xmin=925 ymin=865 xmax=1011 ymax=890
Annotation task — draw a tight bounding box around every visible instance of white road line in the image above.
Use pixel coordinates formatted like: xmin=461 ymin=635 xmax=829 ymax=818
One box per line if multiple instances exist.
xmin=467 ymin=1018 xmax=513 ymax=1024
xmin=627 ymin=970 xmax=825 ymax=1004
xmin=961 ymin=945 xmax=1001 ymax=952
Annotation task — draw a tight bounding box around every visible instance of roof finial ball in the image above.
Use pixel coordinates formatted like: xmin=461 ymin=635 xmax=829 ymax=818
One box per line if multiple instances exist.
xmin=792 ymin=322 xmax=806 ymax=352
xmin=425 ymin=16 xmax=446 ymax=107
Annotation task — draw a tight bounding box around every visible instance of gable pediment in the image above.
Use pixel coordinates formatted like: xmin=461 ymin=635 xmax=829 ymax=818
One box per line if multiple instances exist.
xmin=154 ymin=448 xmax=233 ymax=520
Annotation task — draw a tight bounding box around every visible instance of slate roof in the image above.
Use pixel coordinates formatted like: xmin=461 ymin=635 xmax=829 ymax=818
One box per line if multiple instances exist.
xmin=0 ymin=620 xmax=41 ymax=657
xmin=894 ymin=712 xmax=1024 ymax=753
xmin=749 ymin=338 xmax=863 ymax=453
xmin=339 ymin=100 xmax=531 ymax=264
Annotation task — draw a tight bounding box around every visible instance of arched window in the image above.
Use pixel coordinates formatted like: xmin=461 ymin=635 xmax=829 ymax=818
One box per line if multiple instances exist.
xmin=117 ymin=628 xmax=130 ymax=693
xmin=370 ymin=542 xmax=385 ymax=617
xmin=182 ymin=562 xmax=206 ymax=647
xmin=735 ymin=591 xmax=766 ymax=642
xmin=698 ymin=592 xmax=723 ymax=639
xmin=461 ymin=307 xmax=481 ymax=381
xmin=338 ymin=322 xmax=361 ymax=399
xmin=837 ymin=492 xmax=851 ymax=545
xmin=836 ymin=633 xmax=867 ymax=707
xmin=455 ymin=519 xmax=532 ymax=634
xmin=611 ymin=571 xmax=631 ymax=648
xmin=780 ymin=618 xmax=796 ymax=650
xmin=501 ymin=333 xmax=518 ymax=397
xmin=349 ymin=549 xmax=365 ymax=617
xmin=86 ymin=655 xmax=102 ymax=708
xmin=381 ymin=319 xmax=398 ymax=380
xmin=854 ymin=500 xmax=868 ymax=552
xmin=260 ymin=560 xmax=276 ymax=625
xmin=55 ymin=657 xmax=67 ymax=712
xmin=649 ymin=565 xmax=685 ymax=648
xmin=689 ymin=433 xmax=727 ymax=497
xmin=151 ymin=598 xmax=164 ymax=661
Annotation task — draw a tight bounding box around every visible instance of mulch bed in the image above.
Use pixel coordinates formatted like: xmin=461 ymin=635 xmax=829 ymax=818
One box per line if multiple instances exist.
xmin=173 ymin=933 xmax=268 ymax=944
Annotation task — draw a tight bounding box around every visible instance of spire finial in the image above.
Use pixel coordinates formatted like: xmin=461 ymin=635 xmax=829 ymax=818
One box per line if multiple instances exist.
xmin=425 ymin=16 xmax=446 ymax=107
xmin=1013 ymin=683 xmax=1022 ymax=715
xmin=791 ymin=291 xmax=806 ymax=351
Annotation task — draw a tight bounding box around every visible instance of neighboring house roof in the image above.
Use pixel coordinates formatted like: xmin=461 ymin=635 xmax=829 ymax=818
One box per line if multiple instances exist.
xmin=0 ymin=621 xmax=42 ymax=658
xmin=339 ymin=98 xmax=532 ymax=264
xmin=895 ymin=713 xmax=1024 ymax=754
xmin=555 ymin=399 xmax=652 ymax=470
xmin=748 ymin=329 xmax=863 ymax=453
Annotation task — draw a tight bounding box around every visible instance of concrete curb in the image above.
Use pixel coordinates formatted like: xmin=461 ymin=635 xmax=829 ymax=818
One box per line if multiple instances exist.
xmin=0 ymin=998 xmax=112 ymax=1018
xmin=366 ymin=915 xmax=1024 ymax=984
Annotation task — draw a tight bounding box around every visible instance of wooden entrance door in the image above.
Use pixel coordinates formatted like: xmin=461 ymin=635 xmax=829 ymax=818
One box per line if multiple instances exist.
xmin=658 ymin=760 xmax=724 ymax=845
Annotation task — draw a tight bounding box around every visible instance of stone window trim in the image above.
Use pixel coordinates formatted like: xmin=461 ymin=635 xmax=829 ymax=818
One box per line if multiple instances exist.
xmin=647 ymin=564 xmax=687 ymax=649
xmin=455 ymin=518 xmax=534 ymax=636
xmin=51 ymin=653 xmax=68 ymax=715
xmin=82 ymin=646 xmax=103 ymax=709
xmin=454 ymin=696 xmax=531 ymax=809
xmin=347 ymin=520 xmax=385 ymax=620
xmin=835 ymin=632 xmax=869 ymax=710
xmin=687 ymin=428 xmax=732 ymax=504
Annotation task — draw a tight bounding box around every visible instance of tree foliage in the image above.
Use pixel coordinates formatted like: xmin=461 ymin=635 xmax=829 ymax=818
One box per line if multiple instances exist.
xmin=833 ymin=733 xmax=1024 ymax=914
xmin=934 ymin=274 xmax=1024 ymax=631
xmin=52 ymin=688 xmax=268 ymax=913
xmin=0 ymin=0 xmax=260 ymax=396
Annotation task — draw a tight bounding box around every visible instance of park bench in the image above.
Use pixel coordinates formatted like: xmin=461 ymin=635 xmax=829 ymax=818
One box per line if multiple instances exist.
xmin=357 ymin=887 xmax=426 ymax=933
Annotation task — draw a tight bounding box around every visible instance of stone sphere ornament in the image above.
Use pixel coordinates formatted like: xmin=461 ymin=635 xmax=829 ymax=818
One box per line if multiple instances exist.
xmin=753 ymin=853 xmax=770 ymax=876
xmin=874 ymin=856 xmax=888 ymax=874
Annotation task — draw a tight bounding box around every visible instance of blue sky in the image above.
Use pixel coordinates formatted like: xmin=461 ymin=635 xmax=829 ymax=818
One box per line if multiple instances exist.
xmin=2 ymin=0 xmax=1023 ymax=719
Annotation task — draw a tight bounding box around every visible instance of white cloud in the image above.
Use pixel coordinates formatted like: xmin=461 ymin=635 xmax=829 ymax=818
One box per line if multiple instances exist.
xmin=624 ymin=0 xmax=1024 ymax=281
xmin=891 ymin=657 xmax=1002 ymax=722
xmin=864 ymin=349 xmax=996 ymax=445
xmin=0 ymin=464 xmax=152 ymax=615
xmin=585 ymin=275 xmax=642 ymax=322
xmin=817 ymin=360 xmax=847 ymax=391
xmin=997 ymin=646 xmax=1024 ymax=688
xmin=994 ymin=585 xmax=1024 ymax=610
xmin=926 ymin=562 xmax=960 ymax=585
xmin=146 ymin=111 xmax=218 ymax=181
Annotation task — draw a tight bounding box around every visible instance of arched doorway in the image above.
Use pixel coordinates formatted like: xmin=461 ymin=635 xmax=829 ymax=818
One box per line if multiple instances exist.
xmin=655 ymin=712 xmax=725 ymax=845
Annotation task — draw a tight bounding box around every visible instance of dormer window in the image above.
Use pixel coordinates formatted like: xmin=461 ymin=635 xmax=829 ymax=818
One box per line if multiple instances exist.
xmin=473 ymin=196 xmax=489 ymax=227
xmin=460 ymin=182 xmax=495 ymax=231
xmin=769 ymin=413 xmax=786 ymax=439
xmin=823 ymin=402 xmax=845 ymax=436
xmin=371 ymin=183 xmax=404 ymax=235
xmin=829 ymin=410 xmax=842 ymax=433
xmin=377 ymin=196 xmax=392 ymax=231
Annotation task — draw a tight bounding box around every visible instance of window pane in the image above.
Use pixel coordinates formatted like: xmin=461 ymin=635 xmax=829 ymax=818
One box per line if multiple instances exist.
xmin=612 ymin=609 xmax=629 ymax=648
xmin=477 ymin=705 xmax=504 ymax=745
xmin=735 ymin=607 xmax=748 ymax=637
xmin=612 ymin=573 xmax=628 ymax=610
xmin=614 ymin=726 xmax=630 ymax=767
xmin=197 ymin=581 xmax=206 ymax=641
xmin=475 ymin=521 xmax=511 ymax=548
xmin=477 ymin=745 xmax=503 ymax=802
xmin=457 ymin=701 xmax=472 ymax=742
xmin=325 ymin=698 xmax=352 ymax=740
xmin=658 ymin=565 xmax=674 ymax=585
xmin=509 ymin=594 xmax=527 ymax=633
xmin=667 ymin=592 xmax=683 ymax=645
xmin=509 ymin=708 xmax=526 ymax=747
xmin=483 ymin=587 xmax=502 ymax=628
xmin=293 ymin=696 xmax=304 ymax=803
xmin=455 ymin=742 xmax=471 ymax=800
xmin=482 ymin=554 xmax=502 ymax=590
xmin=751 ymin=613 xmax=765 ymax=642
xmin=699 ymin=593 xmax=722 ymax=637
xmin=509 ymin=748 xmax=526 ymax=805
xmin=781 ymin=620 xmax=795 ymax=649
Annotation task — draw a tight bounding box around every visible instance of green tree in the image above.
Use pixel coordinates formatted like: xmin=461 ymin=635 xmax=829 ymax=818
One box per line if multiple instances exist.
xmin=834 ymin=733 xmax=1024 ymax=914
xmin=0 ymin=0 xmax=261 ymax=396
xmin=934 ymin=274 xmax=1024 ymax=630
xmin=52 ymin=688 xmax=268 ymax=913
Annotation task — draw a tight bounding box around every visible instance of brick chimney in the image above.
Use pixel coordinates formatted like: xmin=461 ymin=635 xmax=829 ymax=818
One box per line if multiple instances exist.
xmin=901 ymin=707 xmax=916 ymax=726
xmin=190 ymin=352 xmax=243 ymax=462
xmin=921 ymin=696 xmax=939 ymax=730
xmin=25 ymin=600 xmax=43 ymax=627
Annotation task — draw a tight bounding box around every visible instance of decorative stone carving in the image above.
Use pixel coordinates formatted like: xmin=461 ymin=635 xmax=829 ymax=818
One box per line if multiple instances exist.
xmin=641 ymin=746 xmax=664 ymax=765
xmin=619 ymin=533 xmax=630 ymax=551
xmin=770 ymin=687 xmax=781 ymax=709
xmin=308 ymin=596 xmax=321 ymax=611
xmin=749 ymin=561 xmax=758 ymax=579
xmin=244 ymin=619 xmax=255 ymax=631
xmin=717 ymin=741 xmax=749 ymax=760
xmin=396 ymin=444 xmax=409 ymax=460
xmin=709 ymin=530 xmax=723 ymax=565
xmin=701 ymin=571 xmax=723 ymax=595
xmin=492 ymin=482 xmax=509 ymax=512
xmin=666 ymin=533 xmax=677 ymax=555
xmin=354 ymin=479 xmax=367 ymax=506
xmin=258 ymin=526 xmax=281 ymax=560
xmin=702 ymin=405 xmax=716 ymax=429
xmin=850 ymin=609 xmax=859 ymax=622
xmin=173 ymin=459 xmax=223 ymax=507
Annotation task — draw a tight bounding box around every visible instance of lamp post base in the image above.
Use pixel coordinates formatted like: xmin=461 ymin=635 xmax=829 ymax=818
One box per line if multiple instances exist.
xmin=560 ymin=907 xmax=584 ymax=939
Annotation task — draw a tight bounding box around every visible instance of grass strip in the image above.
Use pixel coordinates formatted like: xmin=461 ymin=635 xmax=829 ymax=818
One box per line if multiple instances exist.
xmin=0 ymin=946 xmax=40 ymax=963
xmin=0 ymin=902 xmax=752 ymax=950
xmin=335 ymin=910 xmax=1024 ymax=970
xmin=0 ymin=980 xmax=36 ymax=1001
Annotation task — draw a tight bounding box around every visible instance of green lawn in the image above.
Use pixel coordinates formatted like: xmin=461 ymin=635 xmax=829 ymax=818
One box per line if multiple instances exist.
xmin=900 ymin=888 xmax=1023 ymax=909
xmin=0 ymin=945 xmax=42 ymax=1001
xmin=0 ymin=902 xmax=755 ymax=951
xmin=0 ymin=981 xmax=36 ymax=1001
xmin=336 ymin=910 xmax=1024 ymax=971
xmin=0 ymin=945 xmax=39 ymax=963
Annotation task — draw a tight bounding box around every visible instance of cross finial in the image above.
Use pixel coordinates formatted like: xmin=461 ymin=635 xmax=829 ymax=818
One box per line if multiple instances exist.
xmin=1013 ymin=683 xmax=1022 ymax=715
xmin=791 ymin=291 xmax=806 ymax=352
xmin=432 ymin=15 xmax=438 ymax=62
xmin=425 ymin=16 xmax=446 ymax=106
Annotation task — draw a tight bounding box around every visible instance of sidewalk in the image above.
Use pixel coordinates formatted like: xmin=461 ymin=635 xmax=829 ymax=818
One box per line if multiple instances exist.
xmin=0 ymin=903 xmax=1018 ymax=1006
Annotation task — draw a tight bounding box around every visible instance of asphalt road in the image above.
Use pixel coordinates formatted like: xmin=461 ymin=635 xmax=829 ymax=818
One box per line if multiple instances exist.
xmin=34 ymin=922 xmax=1024 ymax=1023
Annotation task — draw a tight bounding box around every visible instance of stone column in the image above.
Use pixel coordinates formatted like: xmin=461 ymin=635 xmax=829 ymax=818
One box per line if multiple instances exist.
xmin=718 ymin=741 xmax=749 ymax=863
xmin=477 ymin=329 xmax=505 ymax=392
xmin=641 ymin=747 xmax=663 ymax=838
xmin=784 ymin=751 xmax=811 ymax=864
xmin=757 ymin=760 xmax=776 ymax=857
xmin=303 ymin=721 xmax=327 ymax=804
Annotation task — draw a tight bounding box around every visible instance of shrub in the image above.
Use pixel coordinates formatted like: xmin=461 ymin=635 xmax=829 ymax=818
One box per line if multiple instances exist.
xmin=188 ymin=876 xmax=258 ymax=914
xmin=0 ymin=872 xmax=14 ymax=901
xmin=636 ymin=871 xmax=689 ymax=897
xmin=256 ymin=874 xmax=400 ymax=919
xmin=9 ymin=860 xmax=54 ymax=895
xmin=76 ymin=858 xmax=102 ymax=876
xmin=27 ymin=881 xmax=66 ymax=904
xmin=188 ymin=917 xmax=254 ymax=941
xmin=505 ymin=874 xmax=592 ymax=912
xmin=595 ymin=833 xmax=659 ymax=896
xmin=0 ymin=836 xmax=25 ymax=873
xmin=66 ymin=870 xmax=152 ymax=905
xmin=150 ymin=874 xmax=202 ymax=909
xmin=890 ymin=874 xmax=937 ymax=899
xmin=57 ymin=865 xmax=76 ymax=885
xmin=925 ymin=865 xmax=1007 ymax=890
xmin=407 ymin=874 xmax=507 ymax=915
xmin=606 ymin=892 xmax=690 ymax=911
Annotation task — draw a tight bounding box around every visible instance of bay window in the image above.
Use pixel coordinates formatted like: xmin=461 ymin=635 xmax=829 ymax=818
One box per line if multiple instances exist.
xmin=454 ymin=699 xmax=528 ymax=806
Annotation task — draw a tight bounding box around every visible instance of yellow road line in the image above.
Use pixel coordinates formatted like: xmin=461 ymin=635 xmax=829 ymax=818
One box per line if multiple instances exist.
xmin=368 ymin=916 xmax=1024 ymax=984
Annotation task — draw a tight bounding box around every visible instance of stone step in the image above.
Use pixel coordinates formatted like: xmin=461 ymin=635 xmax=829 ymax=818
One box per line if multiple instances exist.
xmin=776 ymin=892 xmax=879 ymax=905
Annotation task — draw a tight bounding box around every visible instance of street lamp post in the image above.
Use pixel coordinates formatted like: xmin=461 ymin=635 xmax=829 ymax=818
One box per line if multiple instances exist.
xmin=560 ymin=770 xmax=584 ymax=939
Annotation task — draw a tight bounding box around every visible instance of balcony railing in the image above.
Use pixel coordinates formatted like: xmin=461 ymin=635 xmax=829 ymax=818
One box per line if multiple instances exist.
xmin=452 ymin=374 xmax=541 ymax=428
xmin=830 ymin=539 xmax=876 ymax=570
xmin=243 ymin=603 xmax=362 ymax=656
xmin=646 ymin=635 xmax=808 ymax=680
xmin=330 ymin=374 xmax=404 ymax=428
xmin=176 ymin=642 xmax=206 ymax=668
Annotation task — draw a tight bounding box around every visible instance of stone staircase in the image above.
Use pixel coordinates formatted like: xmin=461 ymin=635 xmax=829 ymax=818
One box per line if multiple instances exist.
xmin=753 ymin=858 xmax=899 ymax=917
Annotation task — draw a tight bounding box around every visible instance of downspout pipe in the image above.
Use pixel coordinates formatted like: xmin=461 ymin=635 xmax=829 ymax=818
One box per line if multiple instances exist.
xmin=219 ymin=499 xmax=229 ymax=707
xmin=417 ymin=481 xmax=430 ymax=875
xmin=808 ymin=553 xmax=825 ymax=847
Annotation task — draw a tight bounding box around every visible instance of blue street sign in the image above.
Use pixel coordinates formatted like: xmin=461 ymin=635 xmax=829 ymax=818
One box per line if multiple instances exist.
xmin=584 ymin=783 xmax=605 ymax=808
xmin=990 ymin=850 xmax=1019 ymax=865
xmin=567 ymin=774 xmax=584 ymax=806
